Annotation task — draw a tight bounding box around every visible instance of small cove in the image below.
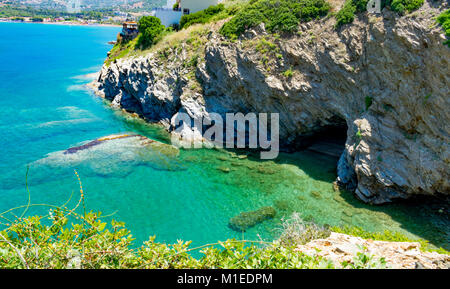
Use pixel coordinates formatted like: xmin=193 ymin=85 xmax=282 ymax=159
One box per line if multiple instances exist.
xmin=0 ymin=22 xmax=447 ymax=250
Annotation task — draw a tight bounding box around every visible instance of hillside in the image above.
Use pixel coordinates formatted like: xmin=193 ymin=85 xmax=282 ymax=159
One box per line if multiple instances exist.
xmin=93 ymin=0 xmax=450 ymax=204
xmin=0 ymin=0 xmax=166 ymax=11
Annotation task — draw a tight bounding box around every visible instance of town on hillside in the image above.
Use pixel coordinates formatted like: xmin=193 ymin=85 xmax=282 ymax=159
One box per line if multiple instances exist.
xmin=120 ymin=0 xmax=220 ymax=40
xmin=0 ymin=0 xmax=221 ymax=26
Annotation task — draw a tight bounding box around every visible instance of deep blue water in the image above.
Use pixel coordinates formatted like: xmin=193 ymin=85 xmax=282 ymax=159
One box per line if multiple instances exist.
xmin=0 ymin=22 xmax=448 ymax=250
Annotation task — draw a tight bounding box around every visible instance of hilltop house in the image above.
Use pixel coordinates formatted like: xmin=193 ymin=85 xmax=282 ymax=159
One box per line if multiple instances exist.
xmin=121 ymin=21 xmax=139 ymax=41
xmin=154 ymin=0 xmax=219 ymax=27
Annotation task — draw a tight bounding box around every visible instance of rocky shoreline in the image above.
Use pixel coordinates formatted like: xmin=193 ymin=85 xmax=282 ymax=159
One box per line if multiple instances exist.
xmin=297 ymin=232 xmax=449 ymax=269
xmin=91 ymin=4 xmax=449 ymax=204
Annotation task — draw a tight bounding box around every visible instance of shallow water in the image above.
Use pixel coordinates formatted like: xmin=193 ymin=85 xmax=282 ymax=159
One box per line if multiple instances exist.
xmin=0 ymin=22 xmax=448 ymax=250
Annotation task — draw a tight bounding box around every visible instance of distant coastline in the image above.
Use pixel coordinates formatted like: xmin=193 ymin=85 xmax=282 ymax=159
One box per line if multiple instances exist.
xmin=0 ymin=19 xmax=121 ymax=27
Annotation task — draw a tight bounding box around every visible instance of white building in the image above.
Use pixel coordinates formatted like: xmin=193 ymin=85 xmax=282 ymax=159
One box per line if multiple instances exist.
xmin=154 ymin=8 xmax=183 ymax=27
xmin=155 ymin=0 xmax=219 ymax=27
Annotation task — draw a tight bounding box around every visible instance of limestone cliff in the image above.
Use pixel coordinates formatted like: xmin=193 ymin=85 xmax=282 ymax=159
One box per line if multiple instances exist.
xmin=92 ymin=3 xmax=449 ymax=204
xmin=296 ymin=232 xmax=449 ymax=269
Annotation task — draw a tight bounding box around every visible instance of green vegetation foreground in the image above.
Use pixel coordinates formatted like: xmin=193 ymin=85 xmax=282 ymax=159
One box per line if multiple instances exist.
xmin=0 ymin=174 xmax=446 ymax=269
xmin=0 ymin=210 xmax=387 ymax=269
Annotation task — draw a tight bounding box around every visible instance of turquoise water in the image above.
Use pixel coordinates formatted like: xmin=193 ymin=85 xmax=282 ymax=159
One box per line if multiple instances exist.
xmin=0 ymin=22 xmax=448 ymax=250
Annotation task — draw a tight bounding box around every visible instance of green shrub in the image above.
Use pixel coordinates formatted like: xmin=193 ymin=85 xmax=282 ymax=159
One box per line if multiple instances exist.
xmin=1 ymin=204 xmax=442 ymax=268
xmin=220 ymin=0 xmax=331 ymax=38
xmin=266 ymin=6 xmax=300 ymax=32
xmin=105 ymin=37 xmax=138 ymax=66
xmin=180 ymin=4 xmax=225 ymax=29
xmin=255 ymin=37 xmax=278 ymax=54
xmin=137 ymin=16 xmax=165 ymax=48
xmin=437 ymin=9 xmax=450 ymax=47
xmin=390 ymin=0 xmax=423 ymax=14
xmin=335 ymin=0 xmax=369 ymax=27
xmin=335 ymin=0 xmax=424 ymax=27
xmin=353 ymin=0 xmax=369 ymax=12
xmin=186 ymin=54 xmax=200 ymax=68
xmin=355 ymin=129 xmax=362 ymax=142
xmin=283 ymin=68 xmax=294 ymax=78
xmin=0 ymin=176 xmax=330 ymax=269
xmin=341 ymin=251 xmax=387 ymax=268
xmin=220 ymin=8 xmax=266 ymax=38
xmin=335 ymin=0 xmax=357 ymax=27
xmin=1 ymin=172 xmax=445 ymax=269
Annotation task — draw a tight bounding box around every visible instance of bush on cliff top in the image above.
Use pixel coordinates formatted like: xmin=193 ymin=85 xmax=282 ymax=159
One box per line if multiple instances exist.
xmin=389 ymin=0 xmax=424 ymax=15
xmin=437 ymin=9 xmax=450 ymax=47
xmin=180 ymin=4 xmax=226 ymax=29
xmin=137 ymin=16 xmax=166 ymax=48
xmin=335 ymin=0 xmax=358 ymax=27
xmin=335 ymin=0 xmax=424 ymax=27
xmin=335 ymin=0 xmax=370 ymax=27
xmin=179 ymin=1 xmax=248 ymax=30
xmin=220 ymin=0 xmax=331 ymax=38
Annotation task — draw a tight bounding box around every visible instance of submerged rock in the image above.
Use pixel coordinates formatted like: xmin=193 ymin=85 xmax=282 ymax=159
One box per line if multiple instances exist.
xmin=256 ymin=166 xmax=276 ymax=175
xmin=31 ymin=133 xmax=184 ymax=179
xmin=217 ymin=166 xmax=231 ymax=173
xmin=310 ymin=191 xmax=322 ymax=199
xmin=342 ymin=209 xmax=353 ymax=217
xmin=217 ymin=156 xmax=229 ymax=161
xmin=229 ymin=206 xmax=277 ymax=232
xmin=274 ymin=199 xmax=290 ymax=211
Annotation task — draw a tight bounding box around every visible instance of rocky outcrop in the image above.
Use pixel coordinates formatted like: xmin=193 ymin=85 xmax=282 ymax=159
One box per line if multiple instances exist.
xmin=93 ymin=4 xmax=449 ymax=204
xmin=32 ymin=134 xmax=184 ymax=176
xmin=296 ymin=232 xmax=450 ymax=269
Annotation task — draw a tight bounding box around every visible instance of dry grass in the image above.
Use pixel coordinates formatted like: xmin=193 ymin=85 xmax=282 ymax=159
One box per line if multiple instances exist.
xmin=278 ymin=213 xmax=331 ymax=246
xmin=328 ymin=0 xmax=347 ymax=12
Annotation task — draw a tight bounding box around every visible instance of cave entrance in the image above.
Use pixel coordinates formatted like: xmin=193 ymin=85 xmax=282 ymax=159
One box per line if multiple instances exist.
xmin=302 ymin=117 xmax=348 ymax=159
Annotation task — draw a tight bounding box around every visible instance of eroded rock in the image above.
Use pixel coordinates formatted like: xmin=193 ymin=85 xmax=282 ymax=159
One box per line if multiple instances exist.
xmin=296 ymin=232 xmax=450 ymax=269
xmin=93 ymin=4 xmax=450 ymax=204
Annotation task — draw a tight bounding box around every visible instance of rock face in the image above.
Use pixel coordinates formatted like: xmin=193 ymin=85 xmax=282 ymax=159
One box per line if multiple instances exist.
xmin=296 ymin=232 xmax=450 ymax=269
xmin=93 ymin=5 xmax=450 ymax=204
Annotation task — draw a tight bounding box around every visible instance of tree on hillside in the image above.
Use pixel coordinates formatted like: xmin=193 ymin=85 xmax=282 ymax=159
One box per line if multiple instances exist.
xmin=137 ymin=16 xmax=165 ymax=48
